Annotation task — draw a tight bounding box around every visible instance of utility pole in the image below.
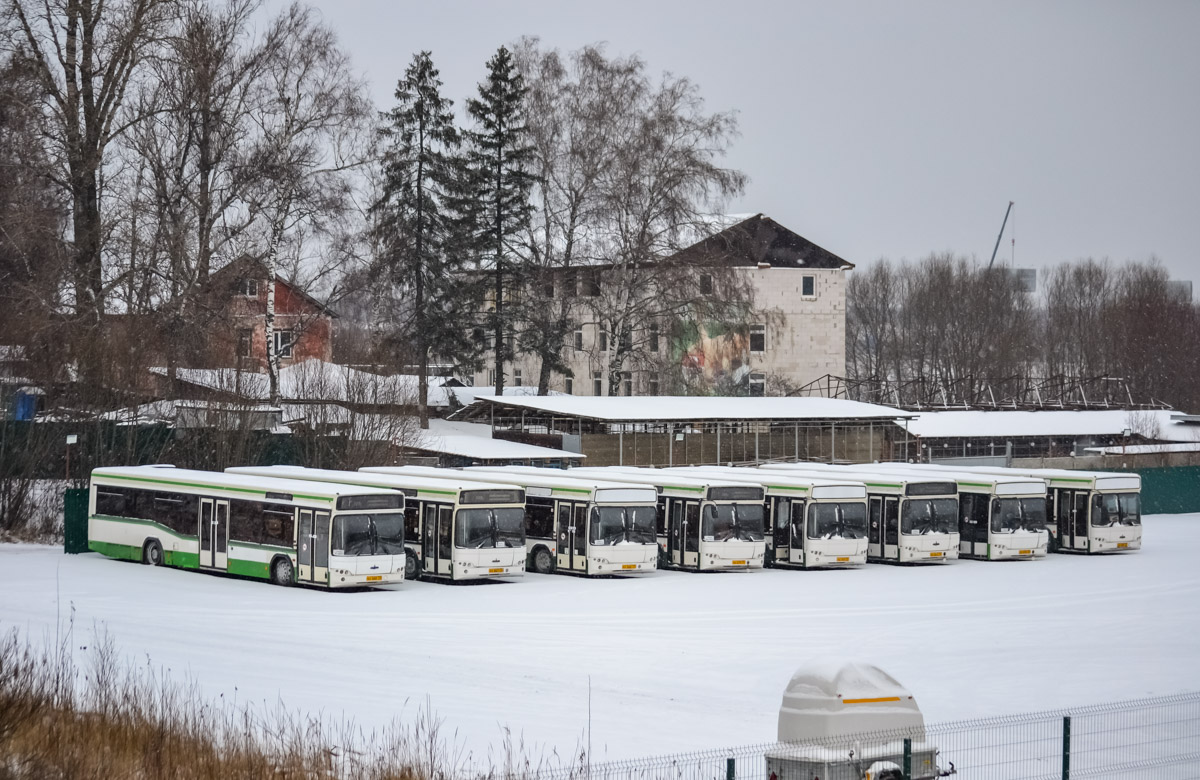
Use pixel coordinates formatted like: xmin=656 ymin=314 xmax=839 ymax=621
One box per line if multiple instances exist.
xmin=988 ymin=201 xmax=1014 ymax=270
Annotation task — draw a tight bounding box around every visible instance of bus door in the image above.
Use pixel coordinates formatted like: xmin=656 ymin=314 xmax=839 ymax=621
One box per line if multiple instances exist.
xmin=297 ymin=510 xmax=314 ymax=582
xmin=868 ymin=497 xmax=883 ymax=559
xmin=667 ymin=499 xmax=682 ymax=566
xmin=436 ymin=506 xmax=452 ymax=577
xmin=1073 ymin=491 xmax=1090 ymax=551
xmin=572 ymin=504 xmax=588 ymax=573
xmin=772 ymin=498 xmax=789 ymax=564
xmin=683 ymin=501 xmax=700 ymax=570
xmin=883 ymin=497 xmax=900 ymax=561
xmin=198 ymin=498 xmax=229 ymax=569
xmin=312 ymin=511 xmax=330 ymax=584
xmin=556 ymin=502 xmax=575 ymax=571
xmin=422 ymin=503 xmax=437 ymax=574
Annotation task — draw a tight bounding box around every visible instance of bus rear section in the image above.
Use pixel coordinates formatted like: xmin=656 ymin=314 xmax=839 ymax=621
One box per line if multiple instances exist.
xmin=89 ymin=466 xmax=406 ymax=589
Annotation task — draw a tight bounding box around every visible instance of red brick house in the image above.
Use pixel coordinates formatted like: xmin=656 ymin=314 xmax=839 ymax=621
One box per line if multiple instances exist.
xmin=203 ymin=256 xmax=335 ymax=371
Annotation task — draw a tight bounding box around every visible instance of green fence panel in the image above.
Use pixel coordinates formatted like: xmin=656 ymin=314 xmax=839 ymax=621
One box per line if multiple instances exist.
xmin=1133 ymin=465 xmax=1200 ymax=514
xmin=63 ymin=487 xmax=89 ymax=554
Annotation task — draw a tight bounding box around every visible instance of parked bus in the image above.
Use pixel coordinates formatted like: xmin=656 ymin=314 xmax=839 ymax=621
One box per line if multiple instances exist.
xmin=865 ymin=464 xmax=1049 ymax=560
xmin=561 ymin=466 xmax=768 ymax=572
xmin=88 ymin=465 xmax=406 ymax=588
xmin=873 ymin=463 xmax=1142 ymax=554
xmin=663 ymin=466 xmax=870 ymax=568
xmin=227 ymin=465 xmax=526 ymax=581
xmin=760 ymin=464 xmax=960 ymax=564
xmin=365 ymin=465 xmax=658 ymax=576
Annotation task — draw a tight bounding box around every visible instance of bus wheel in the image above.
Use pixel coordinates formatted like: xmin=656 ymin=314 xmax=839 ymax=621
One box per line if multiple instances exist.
xmin=532 ymin=547 xmax=554 ymax=574
xmin=142 ymin=539 xmax=163 ymax=566
xmin=270 ymin=557 xmax=294 ymax=587
xmin=404 ymin=551 xmax=421 ymax=580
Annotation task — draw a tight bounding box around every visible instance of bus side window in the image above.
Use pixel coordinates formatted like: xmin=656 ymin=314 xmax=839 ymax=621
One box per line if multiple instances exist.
xmin=884 ymin=500 xmax=899 ymax=545
xmin=438 ymin=506 xmax=453 ymax=559
xmin=526 ymin=502 xmax=553 ymax=539
xmin=261 ymin=504 xmax=294 ymax=547
xmin=557 ymin=503 xmax=571 ymax=542
xmin=95 ymin=487 xmax=126 ymax=516
xmin=684 ymin=503 xmax=700 ymax=552
xmin=404 ymin=504 xmax=421 ymax=543
xmin=228 ymin=500 xmax=259 ymax=544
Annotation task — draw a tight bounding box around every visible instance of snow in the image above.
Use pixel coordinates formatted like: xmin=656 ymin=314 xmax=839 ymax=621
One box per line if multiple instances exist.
xmin=416 ymin=419 xmax=582 ymax=461
xmin=906 ymin=409 xmax=1199 ymax=442
xmin=456 ymin=395 xmax=912 ymax=422
xmin=1085 ymin=442 xmax=1200 ymax=455
xmin=2 ymin=515 xmax=1199 ymax=762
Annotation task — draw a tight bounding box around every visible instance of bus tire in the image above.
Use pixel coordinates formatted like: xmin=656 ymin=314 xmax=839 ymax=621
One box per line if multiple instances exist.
xmin=142 ymin=539 xmax=163 ymax=566
xmin=531 ymin=546 xmax=554 ymax=574
xmin=270 ymin=556 xmax=294 ymax=587
xmin=404 ymin=549 xmax=421 ymax=580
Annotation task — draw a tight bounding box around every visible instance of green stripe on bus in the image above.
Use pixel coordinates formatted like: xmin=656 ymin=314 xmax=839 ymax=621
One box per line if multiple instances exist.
xmin=227 ymin=557 xmax=270 ymax=579
xmin=418 ymin=488 xmax=458 ymax=497
xmin=550 ymin=487 xmax=593 ymax=495
xmin=1050 ymin=477 xmax=1092 ymax=484
xmin=164 ymin=550 xmax=199 ymax=569
xmin=865 ymin=482 xmax=902 ymax=489
xmin=228 ymin=540 xmax=293 ymax=553
xmin=959 ymin=481 xmax=994 ymax=488
xmin=669 ymin=485 xmax=706 ymax=493
xmin=97 ymin=473 xmax=334 ymax=503
xmin=767 ymin=485 xmax=809 ymax=492
xmin=89 ymin=540 xmax=142 ymax=561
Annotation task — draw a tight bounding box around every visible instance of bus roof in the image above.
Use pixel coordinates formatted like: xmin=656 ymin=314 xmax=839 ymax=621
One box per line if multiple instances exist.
xmin=92 ymin=465 xmax=399 ymax=503
xmin=666 ymin=466 xmax=869 ymax=500
xmin=226 ymin=465 xmax=523 ymax=496
xmin=564 ymin=466 xmax=759 ymax=493
xmin=866 ymin=463 xmax=1140 ymax=491
xmin=761 ymin=463 xmax=958 ymax=490
xmin=367 ymin=465 xmax=656 ymax=500
xmin=859 ymin=464 xmax=1046 ymax=494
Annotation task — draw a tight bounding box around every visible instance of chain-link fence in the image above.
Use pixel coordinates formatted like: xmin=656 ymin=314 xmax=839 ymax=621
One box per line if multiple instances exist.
xmin=510 ymin=692 xmax=1200 ymax=780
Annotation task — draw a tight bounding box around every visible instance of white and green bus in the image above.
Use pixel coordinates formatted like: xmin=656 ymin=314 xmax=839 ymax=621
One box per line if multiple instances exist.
xmin=664 ymin=466 xmax=870 ymax=569
xmin=227 ymin=465 xmax=527 ymax=581
xmin=88 ymin=466 xmax=406 ymax=588
xmin=564 ymin=466 xmax=768 ymax=572
xmin=760 ymin=464 xmax=960 ymax=565
xmin=366 ymin=465 xmax=660 ymax=576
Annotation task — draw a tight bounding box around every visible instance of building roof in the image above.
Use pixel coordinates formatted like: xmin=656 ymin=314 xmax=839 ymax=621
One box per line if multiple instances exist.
xmin=670 ymin=213 xmax=854 ymax=270
xmin=209 ymin=255 xmax=338 ymax=317
xmin=906 ymin=409 xmax=1196 ymax=442
xmin=454 ymin=395 xmax=912 ymax=423
xmin=1085 ymin=442 xmax=1200 ymax=456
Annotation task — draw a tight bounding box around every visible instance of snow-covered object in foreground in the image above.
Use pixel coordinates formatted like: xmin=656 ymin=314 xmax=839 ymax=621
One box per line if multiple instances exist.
xmin=768 ymin=662 xmax=944 ymax=779
xmin=777 ymin=661 xmax=924 ymax=741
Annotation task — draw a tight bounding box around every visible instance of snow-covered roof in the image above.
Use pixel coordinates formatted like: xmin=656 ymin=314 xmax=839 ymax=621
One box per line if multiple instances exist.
xmin=456 ymin=395 xmax=912 ymax=423
xmin=446 ymin=385 xmax=566 ymax=407
xmin=905 ymin=409 xmax=1195 ymax=442
xmin=1085 ymin=442 xmax=1200 ymax=455
xmin=151 ymin=359 xmax=455 ymax=406
xmin=415 ymin=419 xmax=583 ymax=461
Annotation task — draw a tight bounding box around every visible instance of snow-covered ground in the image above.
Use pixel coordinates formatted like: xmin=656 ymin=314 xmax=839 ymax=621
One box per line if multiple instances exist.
xmin=2 ymin=515 xmax=1199 ymax=762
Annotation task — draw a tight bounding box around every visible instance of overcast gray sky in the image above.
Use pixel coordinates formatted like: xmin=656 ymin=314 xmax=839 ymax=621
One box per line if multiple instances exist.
xmin=275 ymin=0 xmax=1200 ymax=283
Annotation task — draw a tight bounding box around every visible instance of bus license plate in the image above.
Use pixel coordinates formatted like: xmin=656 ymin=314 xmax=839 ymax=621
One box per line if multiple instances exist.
xmin=488 ymin=568 xmax=505 ymax=573
xmin=366 ymin=575 xmax=382 ymax=581
xmin=622 ymin=564 xmax=637 ymax=569
xmin=732 ymin=560 xmax=747 ymax=565
xmin=1117 ymin=543 xmax=1128 ymax=548
xmin=1019 ymin=550 xmax=1032 ymax=555
xmin=836 ymin=557 xmax=849 ymax=562
xmin=929 ymin=552 xmax=943 ymax=557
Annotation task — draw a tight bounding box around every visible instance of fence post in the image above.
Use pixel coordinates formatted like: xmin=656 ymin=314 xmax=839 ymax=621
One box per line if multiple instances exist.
xmin=1062 ymin=715 xmax=1071 ymax=780
xmin=903 ymin=737 xmax=912 ymax=778
xmin=726 ymin=757 xmax=735 ymax=780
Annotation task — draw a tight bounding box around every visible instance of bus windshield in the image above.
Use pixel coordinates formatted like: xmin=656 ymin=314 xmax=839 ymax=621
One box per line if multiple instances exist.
xmin=901 ymin=498 xmax=958 ymax=535
xmin=807 ymin=502 xmax=868 ymax=540
xmin=590 ymin=505 xmax=658 ymax=545
xmin=455 ymin=508 xmax=526 ymax=549
xmin=991 ymin=498 xmax=1047 ymax=534
xmin=1095 ymin=493 xmax=1141 ymax=527
xmin=331 ymin=513 xmax=406 ymax=556
xmin=702 ymin=503 xmax=765 ymax=542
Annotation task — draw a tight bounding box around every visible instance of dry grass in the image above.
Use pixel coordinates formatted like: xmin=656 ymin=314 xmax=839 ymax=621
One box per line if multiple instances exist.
xmin=0 ymin=624 xmax=588 ymax=780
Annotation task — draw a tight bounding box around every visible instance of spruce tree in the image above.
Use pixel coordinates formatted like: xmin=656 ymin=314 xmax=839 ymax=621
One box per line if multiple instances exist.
xmin=463 ymin=46 xmax=536 ymax=396
xmin=373 ymin=51 xmax=475 ymax=428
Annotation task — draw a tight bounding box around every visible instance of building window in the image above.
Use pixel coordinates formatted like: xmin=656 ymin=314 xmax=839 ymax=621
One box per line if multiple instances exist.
xmin=238 ymin=278 xmax=258 ymax=297
xmin=749 ymin=372 xmax=765 ymax=397
xmin=583 ymin=269 xmax=601 ymax=297
xmin=598 ymin=328 xmax=608 ymax=353
xmin=802 ymin=275 xmax=815 ymax=297
xmin=749 ymin=324 xmax=766 ymax=353
xmin=564 ymin=377 xmax=573 ymax=395
xmin=573 ymin=326 xmax=583 ymax=351
xmin=513 ymin=368 xmax=523 ymax=387
xmin=622 ymin=371 xmax=632 ymax=396
xmin=699 ymin=274 xmax=713 ymax=295
xmin=648 ymin=373 xmax=660 ymax=396
xmin=488 ymin=369 xmax=496 ymax=386
xmin=592 ymin=370 xmax=603 ymax=396
xmin=273 ymin=330 xmax=294 ymax=359
xmin=236 ymin=329 xmax=252 ymax=358
xmin=649 ymin=323 xmax=660 ymax=353
xmin=564 ymin=269 xmax=578 ymax=297
xmin=505 ymin=332 xmax=515 ymax=353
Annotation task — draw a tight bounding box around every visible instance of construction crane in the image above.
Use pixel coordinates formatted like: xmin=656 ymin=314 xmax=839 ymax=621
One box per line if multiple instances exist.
xmin=987 ymin=200 xmax=1014 ymax=270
